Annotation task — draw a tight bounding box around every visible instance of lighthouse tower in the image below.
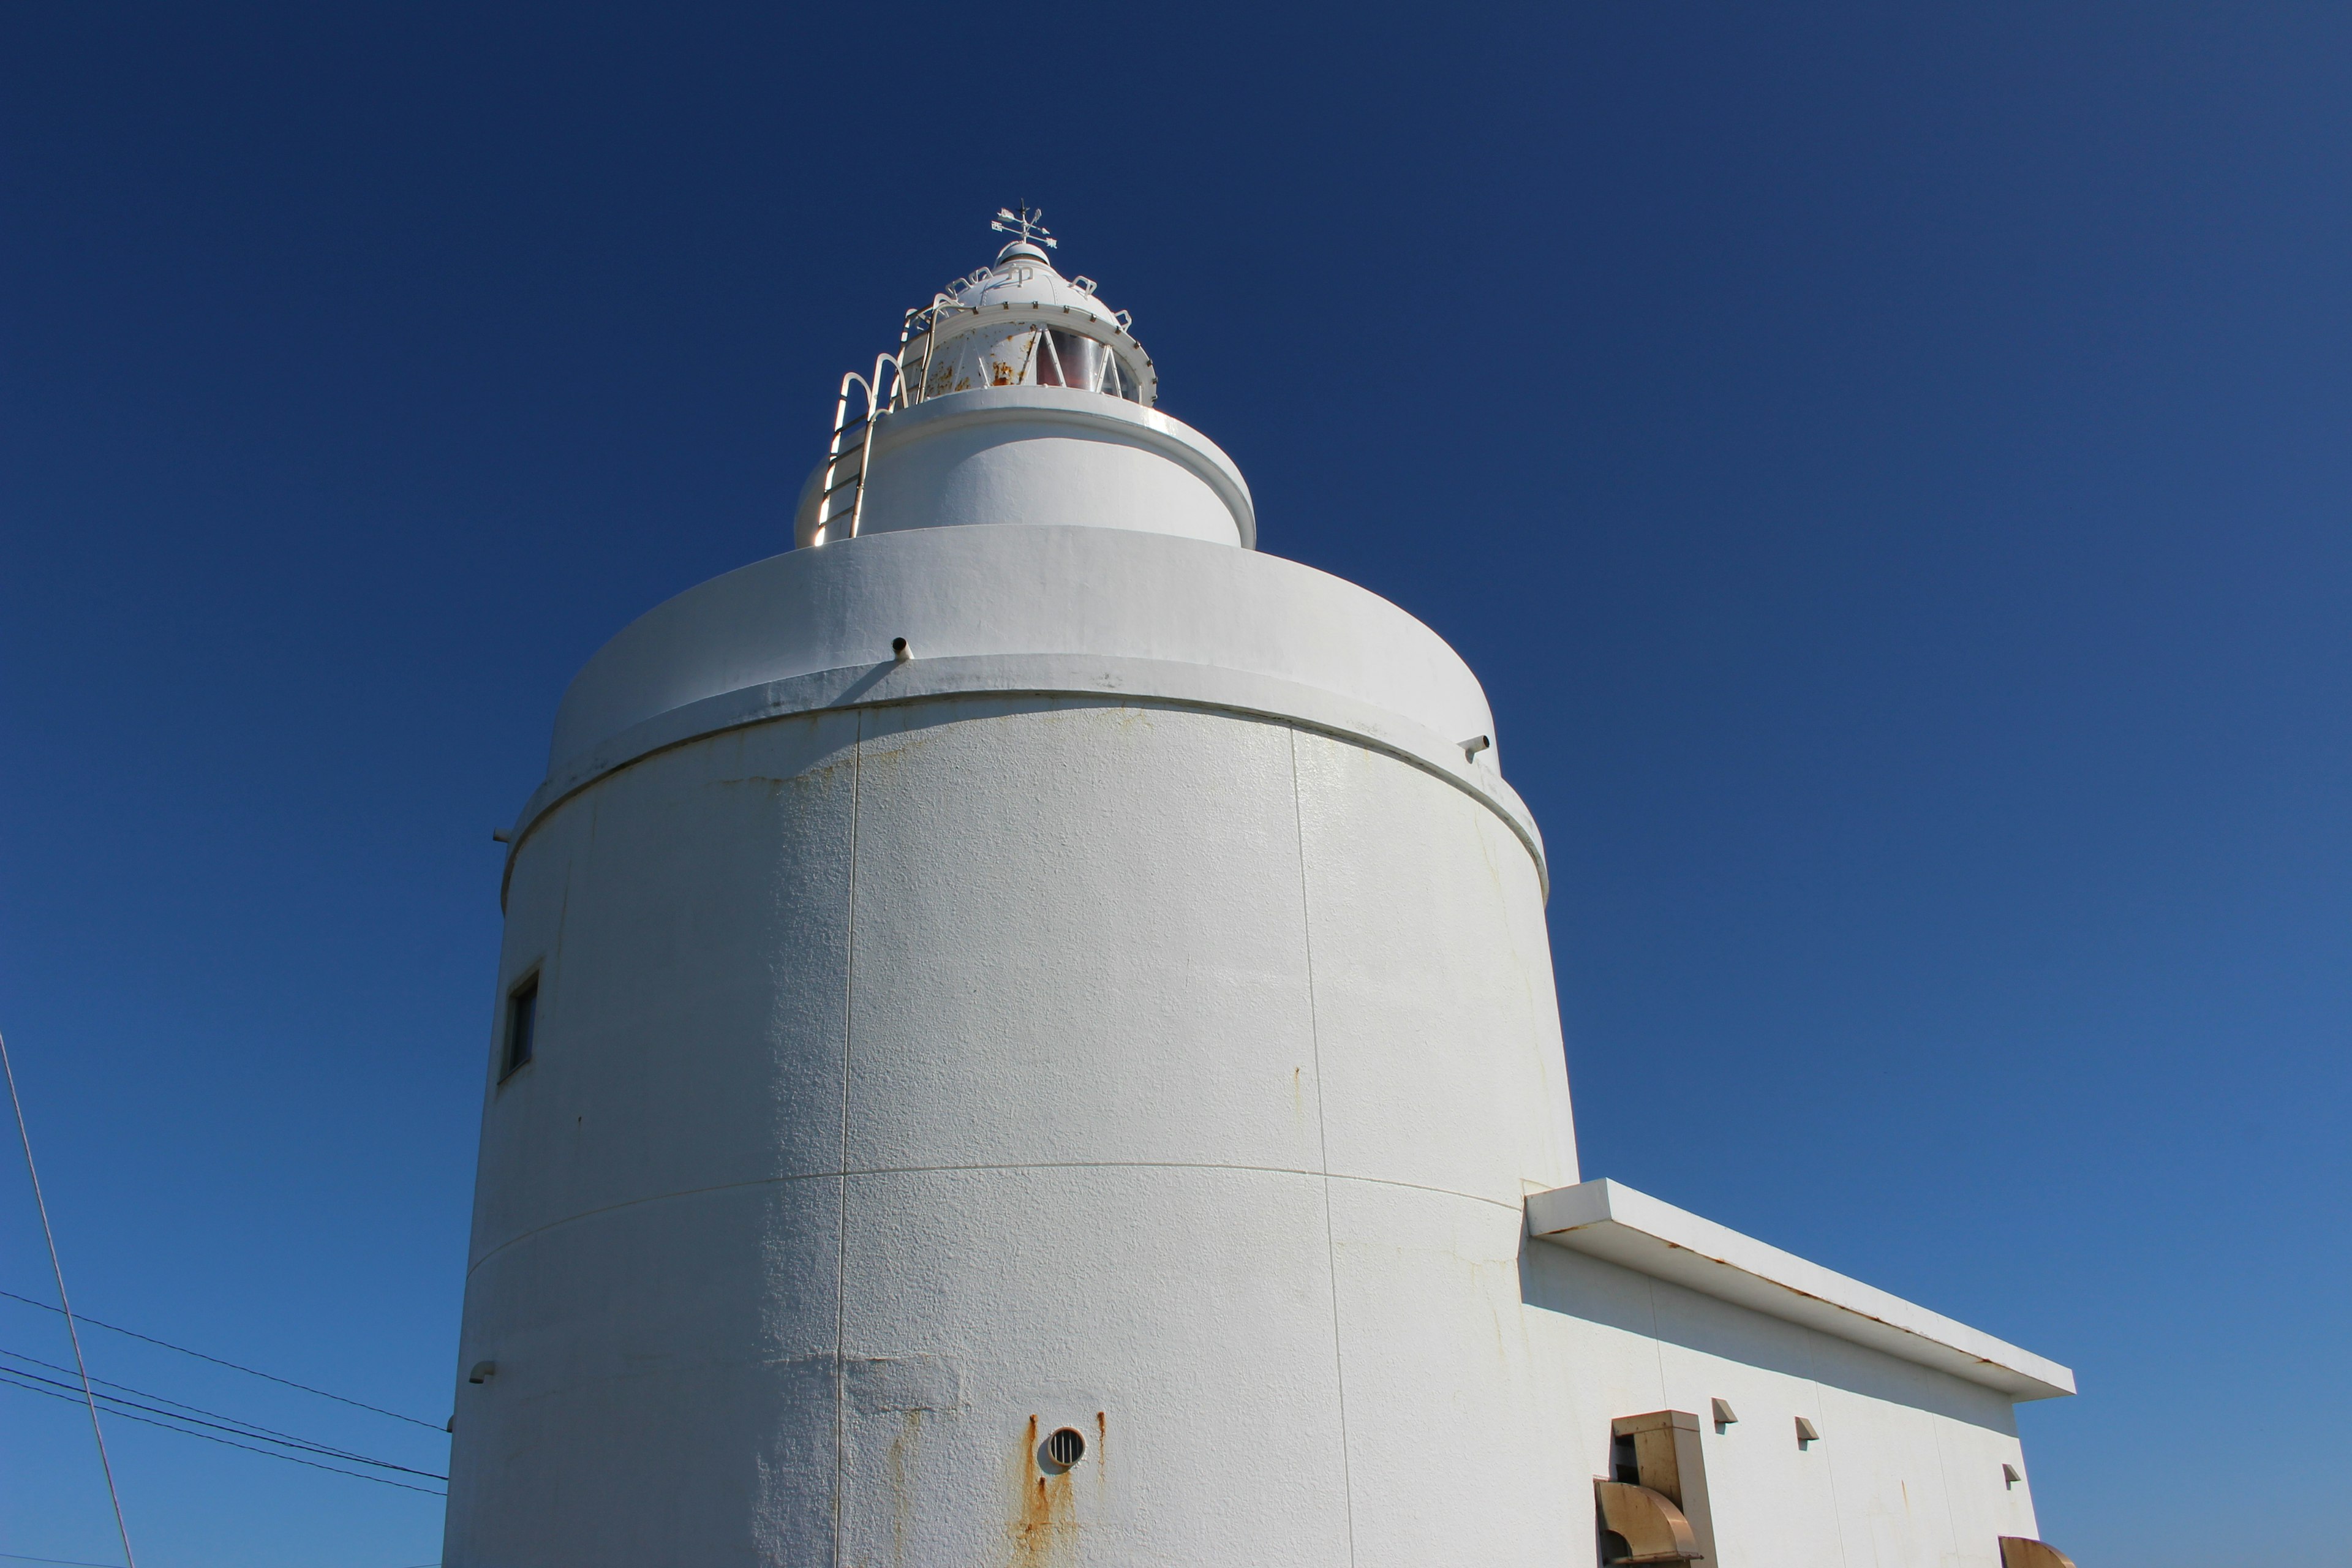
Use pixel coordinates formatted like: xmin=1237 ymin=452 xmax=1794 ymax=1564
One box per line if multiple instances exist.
xmin=446 ymin=213 xmax=2076 ymax=1568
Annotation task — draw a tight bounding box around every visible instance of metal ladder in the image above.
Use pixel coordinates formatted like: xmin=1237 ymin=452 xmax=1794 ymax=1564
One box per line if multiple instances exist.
xmin=812 ymin=302 xmax=965 ymax=546
xmin=813 ymin=360 xmax=889 ymax=545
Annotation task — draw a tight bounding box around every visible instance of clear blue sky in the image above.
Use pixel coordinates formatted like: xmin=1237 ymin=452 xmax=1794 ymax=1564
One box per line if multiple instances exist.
xmin=2 ymin=6 xmax=2345 ymax=1566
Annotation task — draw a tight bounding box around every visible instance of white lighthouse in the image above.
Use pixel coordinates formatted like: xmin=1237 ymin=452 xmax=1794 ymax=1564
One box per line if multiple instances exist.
xmin=445 ymin=211 xmax=2079 ymax=1568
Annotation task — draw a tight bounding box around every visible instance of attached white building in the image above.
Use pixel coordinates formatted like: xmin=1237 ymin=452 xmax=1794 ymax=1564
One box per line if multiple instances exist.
xmin=444 ymin=213 xmax=2078 ymax=1568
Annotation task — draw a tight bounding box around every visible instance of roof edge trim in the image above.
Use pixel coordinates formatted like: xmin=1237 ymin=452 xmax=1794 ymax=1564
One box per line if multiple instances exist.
xmin=1527 ymin=1178 xmax=2076 ymax=1401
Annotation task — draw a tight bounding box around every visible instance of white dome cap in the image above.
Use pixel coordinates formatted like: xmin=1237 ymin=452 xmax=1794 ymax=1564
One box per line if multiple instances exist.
xmin=940 ymin=243 xmax=1131 ymax=333
xmin=901 ymin=209 xmax=1156 ymax=407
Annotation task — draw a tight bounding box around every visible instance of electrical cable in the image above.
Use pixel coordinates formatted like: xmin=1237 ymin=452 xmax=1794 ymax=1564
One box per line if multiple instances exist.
xmin=0 ymin=1344 xmax=366 ymax=1449
xmin=0 ymin=1355 xmax=447 ymax=1480
xmin=1 ymin=1031 xmax=137 ymax=1568
xmin=0 ymin=1344 xmax=440 ymax=1472
xmin=0 ymin=1287 xmax=443 ymax=1431
xmin=0 ymin=1374 xmax=445 ymax=1497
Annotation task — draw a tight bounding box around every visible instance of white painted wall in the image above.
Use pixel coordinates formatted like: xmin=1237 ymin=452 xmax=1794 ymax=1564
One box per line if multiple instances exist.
xmin=1525 ymin=1243 xmax=2048 ymax=1568
xmin=537 ymin=524 xmax=1512 ymax=812
xmin=450 ymin=692 xmax=1578 ymax=1566
xmin=791 ymin=388 xmax=1254 ymax=549
xmin=447 ymin=281 xmax=2065 ymax=1561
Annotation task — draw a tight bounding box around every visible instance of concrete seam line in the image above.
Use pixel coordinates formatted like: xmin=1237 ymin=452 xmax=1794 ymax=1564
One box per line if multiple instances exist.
xmin=461 ymin=1163 xmax=1528 ymax=1280
xmin=827 ymin=710 xmax=862 ymax=1568
xmin=1290 ymin=728 xmax=1359 ymax=1568
xmin=502 ymin=675 xmax=1547 ymax=911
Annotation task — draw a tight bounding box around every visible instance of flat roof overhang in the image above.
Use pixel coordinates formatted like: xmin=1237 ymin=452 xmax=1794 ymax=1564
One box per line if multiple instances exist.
xmin=1526 ymin=1178 xmax=2076 ymax=1402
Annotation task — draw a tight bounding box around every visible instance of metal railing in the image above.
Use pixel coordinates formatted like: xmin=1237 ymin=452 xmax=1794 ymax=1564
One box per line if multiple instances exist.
xmin=809 ymin=295 xmax=1140 ymax=545
xmin=810 ymin=353 xmax=902 ymax=546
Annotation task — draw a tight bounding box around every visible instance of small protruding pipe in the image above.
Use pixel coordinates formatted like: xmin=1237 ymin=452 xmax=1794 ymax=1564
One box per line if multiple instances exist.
xmin=892 ymin=637 xmax=913 ymax=663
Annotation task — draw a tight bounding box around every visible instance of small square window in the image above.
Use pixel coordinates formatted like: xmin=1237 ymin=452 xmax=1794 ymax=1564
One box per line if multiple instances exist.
xmin=502 ymin=976 xmax=538 ymax=1081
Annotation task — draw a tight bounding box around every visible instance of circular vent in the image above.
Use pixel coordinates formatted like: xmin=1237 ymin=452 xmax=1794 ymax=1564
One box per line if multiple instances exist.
xmin=1045 ymin=1427 xmax=1087 ymax=1468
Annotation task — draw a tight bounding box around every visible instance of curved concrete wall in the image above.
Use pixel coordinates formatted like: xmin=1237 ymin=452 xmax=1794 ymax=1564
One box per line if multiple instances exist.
xmin=793 ymin=388 xmax=1254 ymax=549
xmin=446 ymin=691 xmax=1580 ymax=1566
xmin=451 ymin=234 xmax=2067 ymax=1567
xmin=546 ymin=526 xmax=1502 ymax=788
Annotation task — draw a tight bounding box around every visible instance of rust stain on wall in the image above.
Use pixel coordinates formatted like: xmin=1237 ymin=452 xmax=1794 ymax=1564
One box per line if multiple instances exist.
xmin=886 ymin=1408 xmax=922 ymax=1568
xmin=1008 ymin=1414 xmax=1079 ymax=1568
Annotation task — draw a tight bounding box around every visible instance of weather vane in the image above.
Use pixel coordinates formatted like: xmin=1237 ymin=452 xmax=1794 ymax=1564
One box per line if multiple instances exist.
xmin=990 ymin=203 xmax=1057 ymax=250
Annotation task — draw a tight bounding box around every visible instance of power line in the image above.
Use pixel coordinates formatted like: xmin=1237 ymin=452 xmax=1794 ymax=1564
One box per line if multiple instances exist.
xmin=1 ymin=1374 xmax=445 ymax=1498
xmin=0 ymin=1344 xmax=360 ymax=1450
xmin=0 ymin=1287 xmax=443 ymax=1431
xmin=0 ymin=1354 xmax=447 ymax=1481
xmin=0 ymin=1343 xmax=440 ymax=1471
xmin=1 ymin=1031 xmax=137 ymax=1568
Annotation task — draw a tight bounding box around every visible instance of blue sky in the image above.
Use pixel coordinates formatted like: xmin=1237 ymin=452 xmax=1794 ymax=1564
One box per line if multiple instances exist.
xmin=2 ymin=5 xmax=2345 ymax=1566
